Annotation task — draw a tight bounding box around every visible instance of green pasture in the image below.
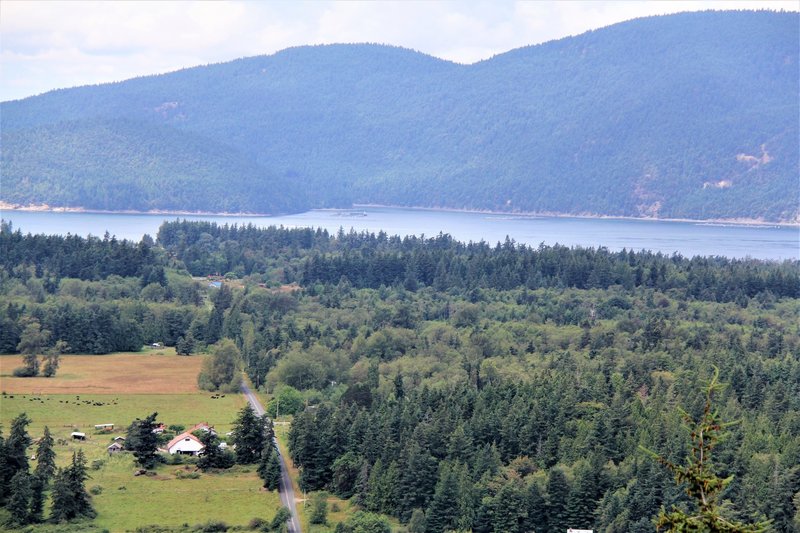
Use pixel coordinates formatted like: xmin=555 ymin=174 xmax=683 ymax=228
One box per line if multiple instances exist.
xmin=1 ymin=393 xmax=282 ymax=532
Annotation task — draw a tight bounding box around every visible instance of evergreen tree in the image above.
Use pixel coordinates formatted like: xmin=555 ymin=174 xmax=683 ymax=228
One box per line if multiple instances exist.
xmin=29 ymin=473 xmax=45 ymax=523
xmin=50 ymin=467 xmax=74 ymax=522
xmin=397 ymin=442 xmax=438 ymax=521
xmin=353 ymin=459 xmax=371 ymax=508
xmin=491 ymin=478 xmax=528 ymax=533
xmin=643 ymin=368 xmax=771 ymax=532
xmin=408 ymin=509 xmax=426 ymax=533
xmin=232 ymin=403 xmax=270 ymax=464
xmin=6 ymin=413 xmax=31 ymax=480
xmin=425 ymin=463 xmax=460 ymax=533
xmin=125 ymin=412 xmax=160 ymax=469
xmin=546 ymin=467 xmax=570 ymax=532
xmin=197 ymin=430 xmax=235 ymax=470
xmin=69 ymin=450 xmax=94 ymax=519
xmin=175 ymin=334 xmax=194 ymax=356
xmin=0 ymin=427 xmax=9 ymax=504
xmin=523 ymin=480 xmax=547 ymax=533
xmin=50 ymin=451 xmax=95 ymax=522
xmin=34 ymin=426 xmax=56 ymax=483
xmin=365 ymin=458 xmax=386 ymax=513
xmin=8 ymin=470 xmax=32 ymax=525
xmin=565 ymin=463 xmax=599 ymax=529
xmin=258 ymin=446 xmax=283 ymax=491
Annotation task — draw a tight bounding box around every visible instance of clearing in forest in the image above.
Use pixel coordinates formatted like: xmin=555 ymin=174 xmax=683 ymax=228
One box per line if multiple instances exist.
xmin=0 ymin=350 xmax=204 ymax=394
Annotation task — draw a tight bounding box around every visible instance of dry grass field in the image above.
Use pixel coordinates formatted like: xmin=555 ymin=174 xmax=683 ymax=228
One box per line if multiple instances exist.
xmin=0 ymin=350 xmax=204 ymax=394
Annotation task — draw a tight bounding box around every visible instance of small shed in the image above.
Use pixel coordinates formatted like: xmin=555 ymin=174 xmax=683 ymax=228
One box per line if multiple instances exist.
xmin=95 ymin=423 xmax=114 ymax=431
xmin=71 ymin=432 xmax=86 ymax=440
xmin=112 ymin=435 xmax=126 ymax=443
xmin=107 ymin=442 xmax=124 ymax=454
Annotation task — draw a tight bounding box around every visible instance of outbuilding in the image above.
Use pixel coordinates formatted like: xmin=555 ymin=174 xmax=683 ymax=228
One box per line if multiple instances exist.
xmin=107 ymin=442 xmax=124 ymax=454
xmin=71 ymin=432 xmax=86 ymax=440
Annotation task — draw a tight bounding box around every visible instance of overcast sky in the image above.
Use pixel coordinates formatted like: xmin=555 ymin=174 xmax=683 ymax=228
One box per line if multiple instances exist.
xmin=1 ymin=0 xmax=797 ymax=101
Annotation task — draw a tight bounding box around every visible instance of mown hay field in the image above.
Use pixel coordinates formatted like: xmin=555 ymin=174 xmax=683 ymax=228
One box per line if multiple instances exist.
xmin=0 ymin=350 xmax=204 ymax=394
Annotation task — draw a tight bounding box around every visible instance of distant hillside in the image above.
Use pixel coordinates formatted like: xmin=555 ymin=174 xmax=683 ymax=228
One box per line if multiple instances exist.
xmin=2 ymin=10 xmax=797 ymax=221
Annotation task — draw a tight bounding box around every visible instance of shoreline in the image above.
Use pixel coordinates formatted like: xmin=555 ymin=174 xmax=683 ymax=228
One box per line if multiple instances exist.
xmin=351 ymin=204 xmax=800 ymax=228
xmin=0 ymin=201 xmax=273 ymax=218
xmin=2 ymin=201 xmax=797 ymax=228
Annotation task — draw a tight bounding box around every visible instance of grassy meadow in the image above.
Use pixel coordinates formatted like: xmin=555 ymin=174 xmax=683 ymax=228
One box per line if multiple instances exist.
xmin=0 ymin=349 xmax=204 ymax=394
xmin=0 ymin=352 xmax=283 ymax=532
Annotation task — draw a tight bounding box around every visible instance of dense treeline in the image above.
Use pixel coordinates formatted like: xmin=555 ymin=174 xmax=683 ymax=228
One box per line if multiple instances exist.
xmin=1 ymin=221 xmax=153 ymax=280
xmin=2 ymin=220 xmax=799 ymax=530
xmin=158 ymin=220 xmax=800 ymax=302
xmin=3 ymin=11 xmax=798 ymax=221
xmin=0 ymin=221 xmax=201 ymax=354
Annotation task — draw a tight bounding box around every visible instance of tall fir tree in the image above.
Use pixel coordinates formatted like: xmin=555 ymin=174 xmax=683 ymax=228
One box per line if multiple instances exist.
xmin=34 ymin=426 xmax=56 ymax=483
xmin=232 ymin=403 xmax=270 ymax=464
xmin=29 ymin=473 xmax=45 ymax=523
xmin=523 ymin=480 xmax=547 ymax=533
xmin=397 ymin=442 xmax=438 ymax=522
xmin=8 ymin=470 xmax=32 ymax=525
xmin=50 ymin=467 xmax=74 ymax=522
xmin=6 ymin=413 xmax=32 ymax=478
xmin=125 ymin=412 xmax=160 ymax=469
xmin=425 ymin=463 xmax=461 ymax=533
xmin=565 ymin=464 xmax=598 ymax=529
xmin=258 ymin=445 xmax=283 ymax=490
xmin=546 ymin=467 xmax=570 ymax=532
xmin=50 ymin=450 xmax=95 ymax=522
xmin=197 ymin=430 xmax=234 ymax=470
xmin=490 ymin=478 xmax=528 ymax=533
xmin=68 ymin=450 xmax=94 ymax=519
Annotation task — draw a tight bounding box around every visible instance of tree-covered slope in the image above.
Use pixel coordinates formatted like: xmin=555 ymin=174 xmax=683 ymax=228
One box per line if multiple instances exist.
xmin=2 ymin=10 xmax=797 ymax=221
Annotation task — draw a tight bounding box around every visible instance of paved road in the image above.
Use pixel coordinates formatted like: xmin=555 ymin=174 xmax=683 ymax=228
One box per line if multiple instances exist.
xmin=241 ymin=382 xmax=302 ymax=533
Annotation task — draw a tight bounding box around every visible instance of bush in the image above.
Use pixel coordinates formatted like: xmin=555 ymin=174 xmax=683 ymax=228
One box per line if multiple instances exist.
xmin=175 ymin=469 xmax=200 ymax=480
xmin=267 ymin=508 xmax=291 ymax=532
xmin=89 ymin=485 xmax=103 ymax=495
xmin=247 ymin=517 xmax=268 ymax=530
xmin=309 ymin=492 xmax=328 ymax=525
xmin=12 ymin=367 xmax=36 ymax=377
xmin=91 ymin=459 xmax=105 ymax=470
xmin=193 ymin=521 xmax=228 ymax=532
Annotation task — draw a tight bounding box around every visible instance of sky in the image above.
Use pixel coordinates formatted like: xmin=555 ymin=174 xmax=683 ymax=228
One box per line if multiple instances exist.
xmin=1 ymin=0 xmax=797 ymax=101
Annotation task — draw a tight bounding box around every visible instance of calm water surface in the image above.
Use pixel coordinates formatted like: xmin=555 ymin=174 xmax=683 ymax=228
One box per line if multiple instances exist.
xmin=2 ymin=207 xmax=798 ymax=261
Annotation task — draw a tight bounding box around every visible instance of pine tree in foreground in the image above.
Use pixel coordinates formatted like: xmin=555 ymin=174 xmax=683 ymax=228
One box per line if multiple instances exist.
xmin=642 ymin=367 xmax=771 ymax=532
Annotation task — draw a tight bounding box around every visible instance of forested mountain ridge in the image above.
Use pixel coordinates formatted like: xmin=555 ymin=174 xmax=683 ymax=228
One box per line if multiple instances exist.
xmin=2 ymin=10 xmax=797 ymax=221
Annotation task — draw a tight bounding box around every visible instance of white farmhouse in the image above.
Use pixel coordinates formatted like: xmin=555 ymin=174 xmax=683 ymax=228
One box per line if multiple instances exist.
xmin=166 ymin=432 xmax=205 ymax=455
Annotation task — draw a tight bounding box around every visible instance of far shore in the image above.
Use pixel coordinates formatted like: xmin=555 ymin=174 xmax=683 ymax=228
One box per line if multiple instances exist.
xmin=0 ymin=201 xmax=273 ymax=218
xmin=2 ymin=201 xmax=797 ymax=228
